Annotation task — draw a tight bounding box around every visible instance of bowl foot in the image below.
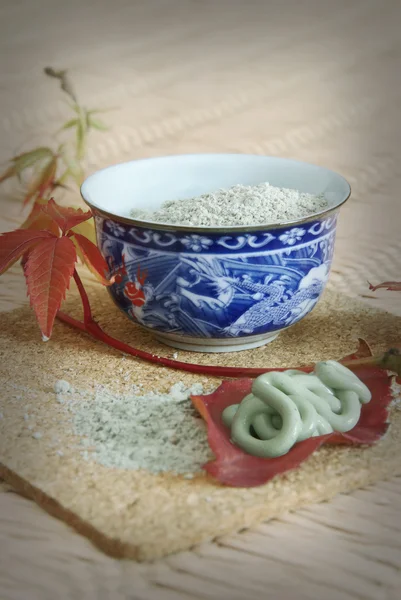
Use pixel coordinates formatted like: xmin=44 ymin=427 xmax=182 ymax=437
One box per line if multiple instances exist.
xmin=153 ymin=332 xmax=279 ymax=353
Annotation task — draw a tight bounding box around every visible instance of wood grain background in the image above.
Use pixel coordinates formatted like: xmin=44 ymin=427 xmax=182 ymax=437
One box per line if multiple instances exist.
xmin=1 ymin=0 xmax=401 ymax=598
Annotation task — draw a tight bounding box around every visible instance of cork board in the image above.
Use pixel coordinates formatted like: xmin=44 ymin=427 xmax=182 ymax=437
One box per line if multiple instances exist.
xmin=1 ymin=280 xmax=401 ymax=561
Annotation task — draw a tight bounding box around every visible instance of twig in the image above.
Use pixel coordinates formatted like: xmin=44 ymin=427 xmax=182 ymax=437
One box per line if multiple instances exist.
xmin=44 ymin=67 xmax=77 ymax=103
xmin=57 ymin=272 xmax=401 ymax=378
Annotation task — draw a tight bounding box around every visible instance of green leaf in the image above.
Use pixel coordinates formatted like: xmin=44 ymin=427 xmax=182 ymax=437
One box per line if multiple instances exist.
xmin=0 ymin=148 xmax=55 ymax=185
xmin=12 ymin=147 xmax=54 ymax=168
xmin=88 ymin=107 xmax=117 ymax=115
xmin=59 ymin=118 xmax=79 ymax=131
xmin=52 ymin=181 xmax=70 ymax=191
xmin=17 ymin=148 xmax=53 ymax=173
xmin=87 ymin=116 xmax=108 ymax=131
xmin=0 ymin=163 xmax=17 ymax=183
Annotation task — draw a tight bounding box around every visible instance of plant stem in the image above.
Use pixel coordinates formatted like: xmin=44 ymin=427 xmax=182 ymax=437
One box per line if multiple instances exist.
xmin=57 ymin=309 xmax=276 ymax=378
xmin=342 ymin=349 xmax=401 ymax=374
xmin=57 ymin=168 xmax=71 ymax=186
xmin=58 ymin=271 xmax=401 ymax=379
xmin=73 ymin=269 xmax=92 ymax=323
xmin=59 ymin=274 xmax=295 ymax=376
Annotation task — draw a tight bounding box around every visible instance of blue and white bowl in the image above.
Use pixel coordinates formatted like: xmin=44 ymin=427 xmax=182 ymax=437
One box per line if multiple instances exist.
xmin=81 ymin=154 xmax=350 ymax=353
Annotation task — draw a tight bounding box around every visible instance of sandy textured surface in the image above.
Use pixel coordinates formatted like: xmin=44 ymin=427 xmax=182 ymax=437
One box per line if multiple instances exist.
xmin=1 ymin=286 xmax=401 ymax=561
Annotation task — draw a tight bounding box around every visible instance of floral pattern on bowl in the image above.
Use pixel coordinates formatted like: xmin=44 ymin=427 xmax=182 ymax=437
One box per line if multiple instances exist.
xmin=94 ymin=213 xmax=337 ymax=350
xmin=81 ymin=153 xmax=350 ymax=352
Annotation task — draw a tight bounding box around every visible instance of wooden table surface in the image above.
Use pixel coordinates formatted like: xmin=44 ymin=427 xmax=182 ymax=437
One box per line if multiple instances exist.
xmin=1 ymin=1 xmax=401 ymax=598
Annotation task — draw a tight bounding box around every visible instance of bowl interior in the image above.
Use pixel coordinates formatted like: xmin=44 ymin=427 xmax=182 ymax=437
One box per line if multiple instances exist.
xmin=81 ymin=154 xmax=350 ymax=227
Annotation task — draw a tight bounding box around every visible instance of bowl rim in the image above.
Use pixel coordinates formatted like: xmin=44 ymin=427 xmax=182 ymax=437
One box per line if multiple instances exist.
xmin=81 ymin=153 xmax=351 ymax=233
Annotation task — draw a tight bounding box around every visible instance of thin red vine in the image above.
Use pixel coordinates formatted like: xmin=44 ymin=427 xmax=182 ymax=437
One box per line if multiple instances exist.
xmin=56 ymin=270 xmax=400 ymax=379
xmin=73 ymin=269 xmax=92 ymax=320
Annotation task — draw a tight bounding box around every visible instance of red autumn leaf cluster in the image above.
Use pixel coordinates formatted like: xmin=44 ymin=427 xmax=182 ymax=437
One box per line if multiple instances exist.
xmin=0 ymin=199 xmax=111 ymax=340
xmin=192 ymin=343 xmax=394 ymax=487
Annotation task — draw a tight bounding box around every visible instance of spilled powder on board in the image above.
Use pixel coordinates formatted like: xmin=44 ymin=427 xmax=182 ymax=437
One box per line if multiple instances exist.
xmin=59 ymin=382 xmax=214 ymax=475
xmin=130 ymin=182 xmax=328 ymax=227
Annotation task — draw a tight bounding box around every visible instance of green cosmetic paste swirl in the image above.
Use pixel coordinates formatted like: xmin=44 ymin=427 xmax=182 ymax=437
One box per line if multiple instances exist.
xmin=222 ymin=361 xmax=372 ymax=458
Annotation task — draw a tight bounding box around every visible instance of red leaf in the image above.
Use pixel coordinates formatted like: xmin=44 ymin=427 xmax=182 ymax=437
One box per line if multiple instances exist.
xmin=0 ymin=229 xmax=54 ymax=275
xmin=72 ymin=232 xmax=112 ymax=285
xmin=341 ymin=338 xmax=373 ymax=361
xmin=328 ymin=366 xmax=392 ymax=445
xmin=368 ymin=281 xmax=401 ymax=292
xmin=20 ymin=203 xmax=61 ymax=237
xmin=23 ymin=236 xmax=77 ymax=339
xmin=41 ymin=198 xmax=92 ymax=233
xmin=191 ymin=366 xmax=393 ymax=487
